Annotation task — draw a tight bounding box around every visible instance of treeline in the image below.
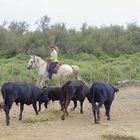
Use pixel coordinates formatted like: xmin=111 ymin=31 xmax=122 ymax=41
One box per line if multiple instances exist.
xmin=0 ymin=15 xmax=140 ymax=58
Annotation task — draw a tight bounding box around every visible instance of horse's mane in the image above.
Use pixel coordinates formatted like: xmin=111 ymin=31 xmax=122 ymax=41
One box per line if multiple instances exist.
xmin=34 ymin=55 xmax=46 ymax=63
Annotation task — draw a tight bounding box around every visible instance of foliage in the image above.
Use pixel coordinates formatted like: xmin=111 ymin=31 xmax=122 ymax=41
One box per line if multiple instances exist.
xmin=0 ymin=54 xmax=140 ymax=86
xmin=0 ymin=16 xmax=140 ymax=58
xmin=1 ymin=16 xmax=140 ymax=85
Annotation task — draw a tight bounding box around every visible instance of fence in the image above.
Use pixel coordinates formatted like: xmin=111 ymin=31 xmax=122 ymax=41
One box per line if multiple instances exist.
xmin=87 ymin=61 xmax=140 ymax=86
xmin=0 ymin=61 xmax=140 ymax=86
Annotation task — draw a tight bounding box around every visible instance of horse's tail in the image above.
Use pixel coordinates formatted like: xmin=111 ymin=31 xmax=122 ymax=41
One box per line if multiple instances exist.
xmin=71 ymin=65 xmax=81 ymax=80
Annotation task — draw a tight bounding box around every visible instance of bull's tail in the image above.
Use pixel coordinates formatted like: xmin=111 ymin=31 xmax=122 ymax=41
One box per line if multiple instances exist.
xmin=71 ymin=65 xmax=81 ymax=80
xmin=1 ymin=83 xmax=12 ymax=107
xmin=62 ymin=81 xmax=71 ymax=99
xmin=109 ymin=84 xmax=119 ymax=93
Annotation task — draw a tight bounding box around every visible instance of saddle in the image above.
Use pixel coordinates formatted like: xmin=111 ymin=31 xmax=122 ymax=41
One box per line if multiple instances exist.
xmin=54 ymin=63 xmax=62 ymax=73
xmin=46 ymin=58 xmax=51 ymax=71
xmin=46 ymin=58 xmax=61 ymax=74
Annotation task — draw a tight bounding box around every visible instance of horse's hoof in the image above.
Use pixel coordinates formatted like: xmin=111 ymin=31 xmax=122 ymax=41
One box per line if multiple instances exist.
xmin=107 ymin=117 xmax=110 ymax=120
xmin=6 ymin=121 xmax=10 ymax=126
xmin=19 ymin=117 xmax=22 ymax=121
xmin=95 ymin=121 xmax=100 ymax=124
xmin=66 ymin=113 xmax=69 ymax=116
xmin=80 ymin=110 xmax=83 ymax=114
xmin=61 ymin=116 xmax=65 ymax=120
xmin=70 ymin=108 xmax=75 ymax=112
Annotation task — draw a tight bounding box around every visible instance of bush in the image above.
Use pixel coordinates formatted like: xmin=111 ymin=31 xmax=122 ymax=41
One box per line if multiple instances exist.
xmin=0 ymin=54 xmax=140 ymax=86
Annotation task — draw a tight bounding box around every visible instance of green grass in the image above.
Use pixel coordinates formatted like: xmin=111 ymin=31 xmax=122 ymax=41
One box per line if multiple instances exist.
xmin=0 ymin=53 xmax=140 ymax=86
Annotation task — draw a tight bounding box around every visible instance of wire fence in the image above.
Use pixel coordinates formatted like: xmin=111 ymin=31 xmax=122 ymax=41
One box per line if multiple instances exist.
xmin=0 ymin=61 xmax=140 ymax=86
xmin=88 ymin=61 xmax=140 ymax=86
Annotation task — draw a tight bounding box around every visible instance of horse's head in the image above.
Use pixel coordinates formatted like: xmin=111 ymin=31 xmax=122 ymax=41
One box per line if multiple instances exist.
xmin=27 ymin=55 xmax=36 ymax=70
xmin=27 ymin=55 xmax=46 ymax=70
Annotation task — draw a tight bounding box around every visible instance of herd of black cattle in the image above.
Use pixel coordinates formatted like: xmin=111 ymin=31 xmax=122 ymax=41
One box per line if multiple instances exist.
xmin=0 ymin=80 xmax=119 ymax=126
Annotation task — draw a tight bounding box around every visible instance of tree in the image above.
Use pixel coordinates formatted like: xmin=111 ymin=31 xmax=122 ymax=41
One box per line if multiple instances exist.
xmin=36 ymin=15 xmax=51 ymax=46
xmin=8 ymin=21 xmax=29 ymax=35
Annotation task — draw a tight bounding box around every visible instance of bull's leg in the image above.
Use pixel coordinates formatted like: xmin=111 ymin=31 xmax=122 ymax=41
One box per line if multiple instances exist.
xmin=59 ymin=100 xmax=63 ymax=111
xmin=104 ymin=103 xmax=108 ymax=116
xmin=107 ymin=104 xmax=111 ymax=120
xmin=92 ymin=102 xmax=98 ymax=124
xmin=3 ymin=103 xmax=12 ymax=126
xmin=38 ymin=101 xmax=42 ymax=112
xmin=80 ymin=100 xmax=84 ymax=114
xmin=19 ymin=103 xmax=24 ymax=120
xmin=0 ymin=102 xmax=4 ymax=110
xmin=97 ymin=102 xmax=102 ymax=122
xmin=32 ymin=102 xmax=38 ymax=115
xmin=44 ymin=102 xmax=48 ymax=109
xmin=61 ymin=99 xmax=70 ymax=120
xmin=104 ymin=102 xmax=112 ymax=120
xmin=71 ymin=100 xmax=77 ymax=111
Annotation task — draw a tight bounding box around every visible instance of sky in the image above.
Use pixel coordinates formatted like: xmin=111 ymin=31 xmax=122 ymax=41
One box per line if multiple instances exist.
xmin=0 ymin=0 xmax=140 ymax=30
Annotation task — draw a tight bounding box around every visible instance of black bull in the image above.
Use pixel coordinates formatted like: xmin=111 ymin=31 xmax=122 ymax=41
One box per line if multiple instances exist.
xmin=1 ymin=82 xmax=44 ymax=125
xmin=87 ymin=82 xmax=119 ymax=124
xmin=39 ymin=87 xmax=63 ymax=110
xmin=61 ymin=80 xmax=89 ymax=120
xmin=39 ymin=86 xmax=87 ymax=112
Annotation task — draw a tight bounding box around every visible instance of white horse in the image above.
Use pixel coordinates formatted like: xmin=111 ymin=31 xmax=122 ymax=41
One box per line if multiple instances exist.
xmin=27 ymin=55 xmax=81 ymax=87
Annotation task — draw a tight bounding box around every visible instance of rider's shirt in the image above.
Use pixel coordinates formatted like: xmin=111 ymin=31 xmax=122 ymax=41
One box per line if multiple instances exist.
xmin=50 ymin=50 xmax=58 ymax=62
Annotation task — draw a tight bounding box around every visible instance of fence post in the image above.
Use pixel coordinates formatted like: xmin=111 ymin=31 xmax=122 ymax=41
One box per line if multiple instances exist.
xmin=11 ymin=65 xmax=13 ymax=81
xmin=139 ymin=62 xmax=140 ymax=84
xmin=0 ymin=65 xmax=2 ymax=85
xmin=128 ymin=62 xmax=131 ymax=85
xmin=107 ymin=63 xmax=110 ymax=83
xmin=120 ymin=65 xmax=123 ymax=85
xmin=90 ymin=64 xmax=93 ymax=85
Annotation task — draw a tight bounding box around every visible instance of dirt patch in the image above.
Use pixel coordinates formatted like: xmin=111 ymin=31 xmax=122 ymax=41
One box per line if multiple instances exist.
xmin=102 ymin=134 xmax=138 ymax=140
xmin=0 ymin=86 xmax=140 ymax=140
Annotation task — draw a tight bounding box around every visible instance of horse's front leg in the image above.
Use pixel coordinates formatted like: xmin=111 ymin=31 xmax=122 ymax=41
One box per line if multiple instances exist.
xmin=39 ymin=77 xmax=46 ymax=88
xmin=36 ymin=76 xmax=41 ymax=87
xmin=61 ymin=76 xmax=68 ymax=85
xmin=60 ymin=79 xmax=63 ymax=85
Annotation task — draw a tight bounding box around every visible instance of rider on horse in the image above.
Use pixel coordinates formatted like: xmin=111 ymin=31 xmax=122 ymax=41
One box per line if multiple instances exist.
xmin=47 ymin=44 xmax=59 ymax=80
